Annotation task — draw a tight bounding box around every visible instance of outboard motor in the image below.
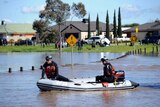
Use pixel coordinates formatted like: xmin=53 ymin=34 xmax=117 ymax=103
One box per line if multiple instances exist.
xmin=115 ymin=70 xmax=125 ymax=81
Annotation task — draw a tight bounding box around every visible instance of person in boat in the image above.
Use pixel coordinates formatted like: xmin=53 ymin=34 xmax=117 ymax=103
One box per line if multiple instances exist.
xmin=96 ymin=58 xmax=115 ymax=83
xmin=41 ymin=55 xmax=71 ymax=82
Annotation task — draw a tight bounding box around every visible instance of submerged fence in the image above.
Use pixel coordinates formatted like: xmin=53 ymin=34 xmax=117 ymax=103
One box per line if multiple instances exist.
xmin=128 ymin=46 xmax=160 ymax=55
xmin=7 ymin=65 xmax=43 ymax=73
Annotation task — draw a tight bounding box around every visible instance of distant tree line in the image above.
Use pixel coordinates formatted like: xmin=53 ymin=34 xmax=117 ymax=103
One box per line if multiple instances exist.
xmin=90 ymin=7 xmax=122 ymax=42
xmin=122 ymin=23 xmax=139 ymax=27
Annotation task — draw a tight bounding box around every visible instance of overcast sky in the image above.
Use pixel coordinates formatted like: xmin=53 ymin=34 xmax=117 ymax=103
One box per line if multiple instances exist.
xmin=0 ymin=0 xmax=160 ymax=25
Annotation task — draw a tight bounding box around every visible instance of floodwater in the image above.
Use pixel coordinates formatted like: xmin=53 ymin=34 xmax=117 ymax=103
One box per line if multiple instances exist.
xmin=0 ymin=52 xmax=125 ymax=72
xmin=0 ymin=52 xmax=160 ymax=107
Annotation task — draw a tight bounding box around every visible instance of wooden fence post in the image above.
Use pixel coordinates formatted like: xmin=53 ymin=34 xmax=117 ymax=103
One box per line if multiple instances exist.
xmin=8 ymin=68 xmax=12 ymax=73
xmin=20 ymin=67 xmax=23 ymax=72
xmin=144 ymin=48 xmax=146 ymax=54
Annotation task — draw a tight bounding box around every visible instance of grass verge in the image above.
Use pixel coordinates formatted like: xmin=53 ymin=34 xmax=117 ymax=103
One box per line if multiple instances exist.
xmin=0 ymin=43 xmax=159 ymax=53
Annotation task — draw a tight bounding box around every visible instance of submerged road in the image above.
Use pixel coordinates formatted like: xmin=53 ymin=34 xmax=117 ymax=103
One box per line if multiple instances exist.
xmin=0 ymin=54 xmax=160 ymax=107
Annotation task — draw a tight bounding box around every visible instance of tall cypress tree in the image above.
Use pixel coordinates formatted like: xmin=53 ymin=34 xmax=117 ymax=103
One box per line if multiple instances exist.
xmin=118 ymin=7 xmax=122 ymax=38
xmin=113 ymin=10 xmax=117 ymax=38
xmin=96 ymin=14 xmax=100 ymax=35
xmin=106 ymin=10 xmax=109 ymax=39
xmin=88 ymin=14 xmax=91 ymax=38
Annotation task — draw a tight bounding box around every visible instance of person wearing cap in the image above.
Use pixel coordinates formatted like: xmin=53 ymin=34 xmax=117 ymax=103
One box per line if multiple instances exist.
xmin=41 ymin=55 xmax=71 ymax=82
xmin=96 ymin=58 xmax=115 ymax=83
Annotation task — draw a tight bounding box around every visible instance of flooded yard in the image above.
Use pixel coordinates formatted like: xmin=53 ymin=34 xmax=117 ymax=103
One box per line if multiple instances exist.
xmin=0 ymin=52 xmax=160 ymax=107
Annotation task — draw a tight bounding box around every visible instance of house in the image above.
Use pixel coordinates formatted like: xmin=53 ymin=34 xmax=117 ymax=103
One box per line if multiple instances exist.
xmin=123 ymin=20 xmax=160 ymax=41
xmin=52 ymin=21 xmax=113 ymax=40
xmin=0 ymin=22 xmax=36 ymax=43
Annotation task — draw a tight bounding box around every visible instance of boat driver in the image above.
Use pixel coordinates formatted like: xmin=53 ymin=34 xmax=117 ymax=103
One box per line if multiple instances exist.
xmin=41 ymin=55 xmax=71 ymax=82
xmin=96 ymin=58 xmax=115 ymax=83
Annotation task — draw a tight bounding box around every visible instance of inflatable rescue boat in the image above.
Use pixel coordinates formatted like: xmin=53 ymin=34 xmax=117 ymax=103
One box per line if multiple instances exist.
xmin=37 ymin=71 xmax=139 ymax=91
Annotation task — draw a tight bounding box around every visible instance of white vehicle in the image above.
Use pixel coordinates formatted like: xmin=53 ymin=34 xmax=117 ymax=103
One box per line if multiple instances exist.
xmin=84 ymin=36 xmax=110 ymax=45
xmin=157 ymin=39 xmax=160 ymax=45
xmin=115 ymin=37 xmax=131 ymax=42
xmin=84 ymin=36 xmax=101 ymax=45
xmin=61 ymin=41 xmax=67 ymax=48
xmin=100 ymin=38 xmax=110 ymax=46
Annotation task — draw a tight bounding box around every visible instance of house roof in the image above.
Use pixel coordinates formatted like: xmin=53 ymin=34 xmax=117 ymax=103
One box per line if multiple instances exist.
xmin=0 ymin=23 xmax=36 ymax=34
xmin=147 ymin=24 xmax=160 ymax=31
xmin=52 ymin=21 xmax=113 ymax=32
xmin=123 ymin=20 xmax=160 ymax=33
xmin=61 ymin=24 xmax=81 ymax=32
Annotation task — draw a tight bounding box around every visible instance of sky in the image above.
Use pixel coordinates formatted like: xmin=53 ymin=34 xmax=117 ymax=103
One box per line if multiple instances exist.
xmin=0 ymin=0 xmax=160 ymax=25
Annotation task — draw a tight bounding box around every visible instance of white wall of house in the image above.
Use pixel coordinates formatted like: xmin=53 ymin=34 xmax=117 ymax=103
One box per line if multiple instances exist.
xmin=101 ymin=32 xmax=106 ymax=36
xmin=110 ymin=32 xmax=114 ymax=39
xmin=80 ymin=30 xmax=129 ymax=40
xmin=80 ymin=32 xmax=88 ymax=40
xmin=91 ymin=32 xmax=97 ymax=36
xmin=7 ymin=34 xmax=33 ymax=42
xmin=122 ymin=27 xmax=131 ymax=38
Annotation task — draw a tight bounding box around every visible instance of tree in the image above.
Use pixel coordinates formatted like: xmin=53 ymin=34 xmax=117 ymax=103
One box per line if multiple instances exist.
xmin=71 ymin=2 xmax=86 ymax=19
xmin=39 ymin=0 xmax=70 ymax=24
xmin=33 ymin=20 xmax=47 ymax=34
xmin=40 ymin=0 xmax=86 ymax=25
xmin=106 ymin=10 xmax=110 ymax=39
xmin=88 ymin=14 xmax=91 ymax=38
xmin=39 ymin=0 xmax=70 ymax=49
xmin=117 ymin=7 xmax=122 ymax=38
xmin=33 ymin=20 xmax=48 ymax=42
xmin=113 ymin=10 xmax=117 ymax=38
xmin=122 ymin=23 xmax=139 ymax=27
xmin=33 ymin=19 xmax=58 ymax=43
xmin=96 ymin=14 xmax=100 ymax=35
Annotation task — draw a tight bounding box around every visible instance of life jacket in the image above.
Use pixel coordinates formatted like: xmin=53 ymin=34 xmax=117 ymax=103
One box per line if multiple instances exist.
xmin=45 ymin=66 xmax=56 ymax=78
xmin=107 ymin=63 xmax=115 ymax=75
xmin=111 ymin=66 xmax=115 ymax=74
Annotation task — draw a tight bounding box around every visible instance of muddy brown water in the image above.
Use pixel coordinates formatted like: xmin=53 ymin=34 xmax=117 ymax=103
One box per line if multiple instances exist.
xmin=0 ymin=53 xmax=160 ymax=107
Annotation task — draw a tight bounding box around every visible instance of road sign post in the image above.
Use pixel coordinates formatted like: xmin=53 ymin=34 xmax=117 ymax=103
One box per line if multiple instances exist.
xmin=136 ymin=26 xmax=138 ymax=33
xmin=66 ymin=34 xmax=77 ymax=47
xmin=66 ymin=34 xmax=77 ymax=68
xmin=130 ymin=34 xmax=138 ymax=54
xmin=130 ymin=34 xmax=138 ymax=44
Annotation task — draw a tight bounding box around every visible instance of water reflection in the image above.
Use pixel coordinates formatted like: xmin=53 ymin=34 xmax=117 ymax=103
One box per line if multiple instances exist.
xmin=37 ymin=90 xmax=136 ymax=107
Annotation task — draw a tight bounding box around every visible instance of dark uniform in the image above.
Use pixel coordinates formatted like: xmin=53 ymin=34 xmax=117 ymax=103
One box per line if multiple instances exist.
xmin=42 ymin=61 xmax=58 ymax=79
xmin=96 ymin=59 xmax=115 ymax=83
xmin=41 ymin=56 xmax=71 ymax=82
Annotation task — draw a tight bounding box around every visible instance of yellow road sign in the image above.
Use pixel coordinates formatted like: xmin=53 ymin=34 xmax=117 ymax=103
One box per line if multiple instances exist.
xmin=130 ymin=34 xmax=138 ymax=43
xmin=136 ymin=26 xmax=138 ymax=33
xmin=66 ymin=34 xmax=77 ymax=46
